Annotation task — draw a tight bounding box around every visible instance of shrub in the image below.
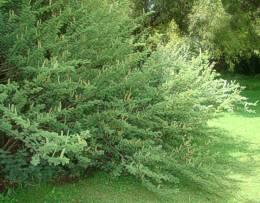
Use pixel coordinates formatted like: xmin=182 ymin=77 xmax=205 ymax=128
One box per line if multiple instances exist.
xmin=0 ymin=0 xmax=136 ymax=183
xmin=0 ymin=0 xmax=251 ymax=194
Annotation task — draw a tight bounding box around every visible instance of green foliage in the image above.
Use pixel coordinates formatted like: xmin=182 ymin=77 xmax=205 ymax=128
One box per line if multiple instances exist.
xmin=0 ymin=0 xmax=253 ymax=195
xmin=0 ymin=0 xmax=135 ymax=182
xmin=188 ymin=0 xmax=259 ymax=69
xmin=0 ymin=0 xmax=134 ymax=80
xmin=8 ymin=75 xmax=260 ymax=202
xmin=132 ymin=0 xmax=259 ymax=70
xmin=132 ymin=0 xmax=194 ymax=30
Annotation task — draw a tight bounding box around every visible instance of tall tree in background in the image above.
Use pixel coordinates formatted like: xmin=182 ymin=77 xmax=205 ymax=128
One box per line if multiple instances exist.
xmin=189 ymin=0 xmax=259 ymax=71
xmin=133 ymin=0 xmax=259 ymax=72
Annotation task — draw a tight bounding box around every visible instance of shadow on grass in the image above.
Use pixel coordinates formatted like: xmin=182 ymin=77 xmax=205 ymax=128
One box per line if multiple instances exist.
xmin=205 ymin=125 xmax=260 ymax=202
xmin=7 ymin=125 xmax=259 ymax=203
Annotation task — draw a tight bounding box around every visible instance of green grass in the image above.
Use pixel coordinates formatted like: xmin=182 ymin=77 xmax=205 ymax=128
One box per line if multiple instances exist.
xmin=6 ymin=173 xmax=220 ymax=203
xmin=5 ymin=74 xmax=260 ymax=203
xmin=208 ymin=74 xmax=260 ymax=202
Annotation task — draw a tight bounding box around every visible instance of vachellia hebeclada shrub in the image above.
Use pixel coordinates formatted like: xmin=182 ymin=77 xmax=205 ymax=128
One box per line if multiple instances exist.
xmin=0 ymin=0 xmax=135 ymax=81
xmin=0 ymin=0 xmax=136 ymax=183
xmin=0 ymin=0 xmax=252 ymax=194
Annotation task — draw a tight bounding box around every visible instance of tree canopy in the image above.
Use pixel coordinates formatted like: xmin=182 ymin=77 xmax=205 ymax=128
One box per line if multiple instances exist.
xmin=133 ymin=0 xmax=259 ymax=72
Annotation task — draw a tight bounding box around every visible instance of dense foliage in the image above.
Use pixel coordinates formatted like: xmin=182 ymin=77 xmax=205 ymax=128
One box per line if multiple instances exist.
xmin=133 ymin=0 xmax=259 ymax=72
xmin=0 ymin=0 xmax=255 ymax=194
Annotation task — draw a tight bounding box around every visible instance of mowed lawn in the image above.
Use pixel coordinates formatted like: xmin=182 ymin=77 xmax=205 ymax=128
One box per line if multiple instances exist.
xmin=5 ymin=75 xmax=260 ymax=203
xmin=208 ymin=75 xmax=260 ymax=202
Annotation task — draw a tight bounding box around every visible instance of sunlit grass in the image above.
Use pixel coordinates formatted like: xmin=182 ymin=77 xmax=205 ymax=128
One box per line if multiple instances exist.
xmin=209 ymin=74 xmax=260 ymax=202
xmin=7 ymin=172 xmax=218 ymax=203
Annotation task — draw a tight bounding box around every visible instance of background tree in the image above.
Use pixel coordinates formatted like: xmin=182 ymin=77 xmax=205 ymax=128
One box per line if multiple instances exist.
xmin=132 ymin=0 xmax=260 ymax=73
